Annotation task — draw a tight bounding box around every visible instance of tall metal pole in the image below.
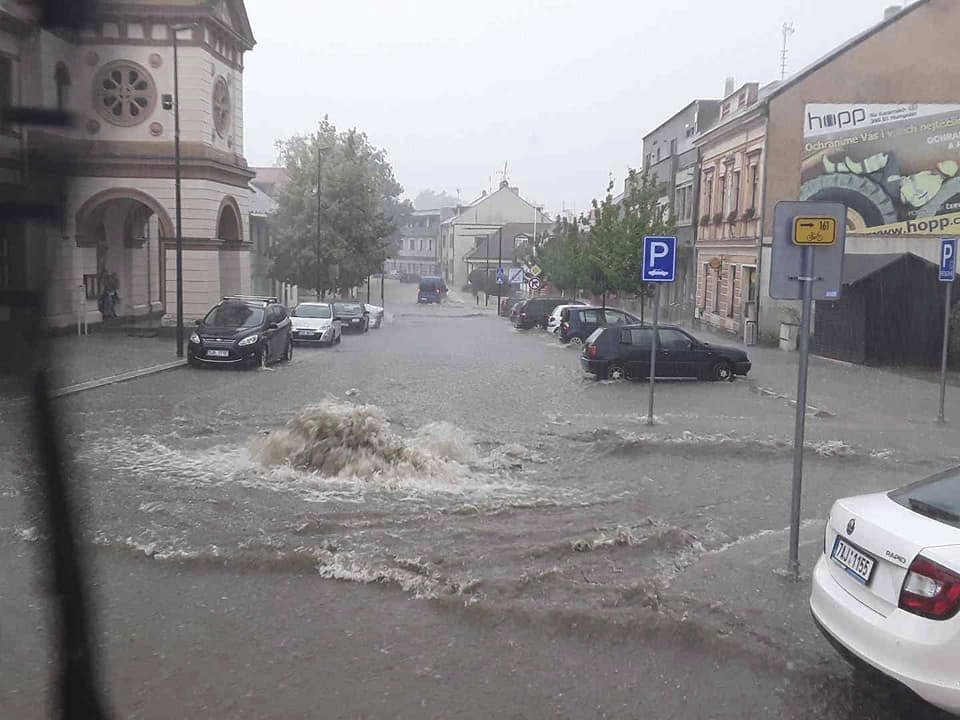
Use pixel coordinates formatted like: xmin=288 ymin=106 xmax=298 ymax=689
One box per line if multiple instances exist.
xmin=173 ymin=31 xmax=184 ymax=358
xmin=485 ymin=234 xmax=490 ymax=307
xmin=380 ymin=264 xmax=384 ymax=308
xmin=646 ymin=284 xmax=660 ymax=425
xmin=366 ymin=274 xmax=371 ymax=303
xmin=315 ymin=137 xmax=323 ymax=302
xmin=497 ymin=227 xmax=503 ymax=316
xmin=789 ymin=246 xmax=815 ymax=580
xmin=939 ymin=281 xmax=953 ymax=424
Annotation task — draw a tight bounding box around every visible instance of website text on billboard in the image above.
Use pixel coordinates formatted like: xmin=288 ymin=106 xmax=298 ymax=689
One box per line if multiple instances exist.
xmin=800 ymin=103 xmax=960 ymax=236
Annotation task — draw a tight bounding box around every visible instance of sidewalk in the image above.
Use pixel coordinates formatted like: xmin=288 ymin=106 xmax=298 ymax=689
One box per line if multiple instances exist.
xmin=2 ymin=333 xmax=183 ymax=399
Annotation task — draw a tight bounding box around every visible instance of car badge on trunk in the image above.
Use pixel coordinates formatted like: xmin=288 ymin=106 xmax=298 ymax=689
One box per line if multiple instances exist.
xmin=846 ymin=519 xmax=856 ymax=536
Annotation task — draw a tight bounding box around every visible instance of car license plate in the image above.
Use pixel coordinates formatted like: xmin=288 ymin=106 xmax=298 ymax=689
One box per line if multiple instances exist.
xmin=831 ymin=536 xmax=876 ymax=584
xmin=206 ymin=349 xmax=229 ymax=358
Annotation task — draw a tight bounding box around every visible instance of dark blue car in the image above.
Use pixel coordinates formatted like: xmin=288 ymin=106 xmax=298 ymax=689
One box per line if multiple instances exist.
xmin=418 ymin=276 xmax=447 ymax=303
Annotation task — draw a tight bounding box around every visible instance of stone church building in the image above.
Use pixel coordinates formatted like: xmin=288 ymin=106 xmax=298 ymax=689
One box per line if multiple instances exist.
xmin=0 ymin=0 xmax=255 ymax=328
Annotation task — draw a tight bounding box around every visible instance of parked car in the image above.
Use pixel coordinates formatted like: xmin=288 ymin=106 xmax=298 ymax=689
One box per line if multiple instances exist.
xmin=418 ymin=276 xmax=447 ymax=303
xmin=512 ymin=297 xmax=567 ymax=329
xmin=558 ymin=306 xmax=639 ymax=345
xmin=580 ymin=324 xmax=751 ymax=380
xmin=290 ymin=301 xmax=341 ymax=346
xmin=365 ymin=303 xmax=384 ymax=328
xmin=546 ymin=302 xmax=588 ymax=334
xmin=508 ymin=300 xmax=525 ymax=322
xmin=810 ymin=468 xmax=960 ymax=716
xmin=188 ymin=296 xmax=292 ymax=369
xmin=334 ymin=302 xmax=370 ymax=332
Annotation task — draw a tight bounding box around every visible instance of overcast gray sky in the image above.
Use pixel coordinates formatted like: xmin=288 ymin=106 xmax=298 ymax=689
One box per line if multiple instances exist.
xmin=244 ymin=0 xmax=908 ymax=213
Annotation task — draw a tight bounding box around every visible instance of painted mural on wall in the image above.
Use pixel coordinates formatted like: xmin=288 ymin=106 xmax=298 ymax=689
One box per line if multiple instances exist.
xmin=801 ymin=103 xmax=960 ymax=235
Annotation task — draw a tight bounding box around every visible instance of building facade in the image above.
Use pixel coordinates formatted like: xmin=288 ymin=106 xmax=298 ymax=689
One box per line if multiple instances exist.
xmin=385 ymin=207 xmax=453 ymax=277
xmin=439 ymin=181 xmax=550 ymax=290
xmin=693 ymin=82 xmax=769 ymax=339
xmin=641 ymin=98 xmax=720 ymax=318
xmin=1 ymin=0 xmax=256 ymax=329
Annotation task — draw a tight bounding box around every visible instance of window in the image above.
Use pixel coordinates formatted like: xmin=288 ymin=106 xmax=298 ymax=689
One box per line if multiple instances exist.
xmin=603 ymin=310 xmax=626 ymax=325
xmin=719 ymin=175 xmax=727 ymax=215
xmin=703 ymin=174 xmax=714 ymax=215
xmin=743 ymin=266 xmax=757 ymax=303
xmin=624 ymin=328 xmax=653 ymax=347
xmin=727 ymin=265 xmax=737 ymax=317
xmin=701 ymin=264 xmax=709 ymax=307
xmin=0 ymin=56 xmax=11 ymax=131
xmin=0 ymin=232 xmax=8 ymax=289
xmin=579 ymin=309 xmax=601 ymax=324
xmin=731 ymin=170 xmax=741 ymax=213
xmin=659 ymin=329 xmax=692 ymax=350
xmin=94 ymin=60 xmax=156 ymax=127
xmin=749 ymin=163 xmax=760 ymax=210
xmin=713 ymin=267 xmax=721 ymax=312
xmin=656 ymin=147 xmax=661 ymax=161
xmin=83 ymin=273 xmax=98 ymax=299
xmin=428 ymin=239 xmax=433 ymax=252
xmin=213 ymin=75 xmax=231 ymax=137
xmin=55 ymin=62 xmax=71 ymax=110
xmin=669 ymin=138 xmax=677 ymax=156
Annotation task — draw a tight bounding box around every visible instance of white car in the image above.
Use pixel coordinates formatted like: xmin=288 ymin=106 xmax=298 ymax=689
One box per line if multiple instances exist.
xmin=546 ymin=303 xmax=586 ymax=334
xmin=290 ymin=302 xmax=341 ymax=346
xmin=810 ymin=467 xmax=960 ymax=715
xmin=365 ymin=303 xmax=384 ymax=328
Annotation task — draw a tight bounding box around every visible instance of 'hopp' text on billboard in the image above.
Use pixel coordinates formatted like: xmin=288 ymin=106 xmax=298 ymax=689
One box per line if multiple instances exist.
xmin=801 ymin=103 xmax=960 ymax=235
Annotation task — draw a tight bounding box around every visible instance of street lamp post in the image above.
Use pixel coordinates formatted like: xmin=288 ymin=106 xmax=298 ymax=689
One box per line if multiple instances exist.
xmin=171 ymin=25 xmax=189 ymax=357
xmin=315 ymin=137 xmax=323 ymax=301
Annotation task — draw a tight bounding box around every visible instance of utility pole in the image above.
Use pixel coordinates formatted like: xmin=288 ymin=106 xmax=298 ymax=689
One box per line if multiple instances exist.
xmin=315 ymin=135 xmax=323 ymax=301
xmin=171 ymin=24 xmax=195 ymax=358
xmin=780 ymin=22 xmax=795 ymax=80
xmin=497 ymin=226 xmax=503 ymax=316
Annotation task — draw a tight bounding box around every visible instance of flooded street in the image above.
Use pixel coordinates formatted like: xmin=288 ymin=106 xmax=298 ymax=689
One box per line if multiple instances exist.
xmin=2 ymin=281 xmax=957 ymax=719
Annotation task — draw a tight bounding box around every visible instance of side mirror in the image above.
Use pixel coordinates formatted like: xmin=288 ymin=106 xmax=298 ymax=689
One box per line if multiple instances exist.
xmin=267 ymin=322 xmax=279 ymax=330
xmin=194 ymin=319 xmax=202 ymax=326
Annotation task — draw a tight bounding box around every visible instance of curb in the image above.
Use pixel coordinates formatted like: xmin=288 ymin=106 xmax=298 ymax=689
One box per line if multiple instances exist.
xmin=49 ymin=359 xmax=185 ymax=399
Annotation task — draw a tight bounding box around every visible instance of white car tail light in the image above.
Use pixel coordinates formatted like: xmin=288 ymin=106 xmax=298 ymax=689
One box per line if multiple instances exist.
xmin=899 ymin=555 xmax=960 ymax=620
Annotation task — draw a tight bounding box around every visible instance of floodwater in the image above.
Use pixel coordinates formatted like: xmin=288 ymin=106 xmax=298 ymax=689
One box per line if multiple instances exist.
xmin=2 ymin=281 xmax=956 ymax=718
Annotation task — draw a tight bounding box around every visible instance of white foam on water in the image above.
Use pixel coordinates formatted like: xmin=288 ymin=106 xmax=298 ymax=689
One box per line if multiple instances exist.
xmin=316 ymin=551 xmax=481 ymax=599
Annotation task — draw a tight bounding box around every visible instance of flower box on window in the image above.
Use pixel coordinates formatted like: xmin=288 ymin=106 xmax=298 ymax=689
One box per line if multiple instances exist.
xmin=726 ymin=211 xmax=739 ymax=224
xmin=742 ymin=207 xmax=757 ymax=220
xmin=699 ymin=214 xmax=711 ymax=226
xmin=712 ymin=213 xmax=725 ymax=225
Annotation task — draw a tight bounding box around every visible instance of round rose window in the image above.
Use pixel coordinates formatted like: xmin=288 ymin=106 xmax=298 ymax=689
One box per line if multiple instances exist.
xmin=93 ymin=61 xmax=156 ymax=126
xmin=213 ymin=75 xmax=231 ymax=137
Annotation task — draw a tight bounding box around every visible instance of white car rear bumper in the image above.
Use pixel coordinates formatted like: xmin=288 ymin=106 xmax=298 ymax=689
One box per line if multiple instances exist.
xmin=810 ymin=553 xmax=960 ymax=714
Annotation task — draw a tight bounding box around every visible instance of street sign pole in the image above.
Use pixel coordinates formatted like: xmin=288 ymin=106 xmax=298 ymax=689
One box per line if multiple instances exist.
xmin=497 ymin=227 xmax=503 ymax=317
xmin=647 ymin=284 xmax=660 ymax=426
xmin=939 ymin=282 xmax=952 ymax=424
xmin=938 ymin=238 xmax=957 ymax=424
xmin=788 ymin=245 xmax=815 ymax=580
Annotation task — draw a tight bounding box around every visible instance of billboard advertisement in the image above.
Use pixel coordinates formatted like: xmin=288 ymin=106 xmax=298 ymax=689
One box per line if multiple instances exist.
xmin=801 ymin=103 xmax=960 ymax=235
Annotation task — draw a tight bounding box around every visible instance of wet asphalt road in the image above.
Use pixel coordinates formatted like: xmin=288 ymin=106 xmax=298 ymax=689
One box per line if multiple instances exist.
xmin=2 ymin=280 xmax=958 ymax=719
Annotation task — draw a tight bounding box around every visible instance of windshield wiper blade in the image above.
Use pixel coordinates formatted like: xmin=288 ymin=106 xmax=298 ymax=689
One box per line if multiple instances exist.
xmin=908 ymin=498 xmax=960 ymax=523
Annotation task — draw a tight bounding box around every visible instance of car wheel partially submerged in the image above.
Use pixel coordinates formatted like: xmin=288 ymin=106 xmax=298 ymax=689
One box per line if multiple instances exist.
xmin=712 ymin=360 xmax=733 ymax=382
xmin=607 ymin=363 xmax=627 ymax=381
xmin=569 ymin=336 xmax=583 ymax=347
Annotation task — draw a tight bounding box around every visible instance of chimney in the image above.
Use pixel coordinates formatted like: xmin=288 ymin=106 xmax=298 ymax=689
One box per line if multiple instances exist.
xmin=723 ymin=76 xmax=735 ymax=97
xmin=883 ymin=5 xmax=901 ymax=21
xmin=498 ymin=179 xmax=510 ymax=190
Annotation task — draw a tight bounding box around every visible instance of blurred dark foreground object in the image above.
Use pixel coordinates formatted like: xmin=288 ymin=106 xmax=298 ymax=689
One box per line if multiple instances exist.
xmin=5 ymin=3 xmax=112 ymax=719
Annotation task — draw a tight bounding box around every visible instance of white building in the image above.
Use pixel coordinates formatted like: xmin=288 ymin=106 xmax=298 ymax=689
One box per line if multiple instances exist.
xmin=1 ymin=0 xmax=256 ymax=328
xmin=439 ymin=181 xmax=550 ymax=289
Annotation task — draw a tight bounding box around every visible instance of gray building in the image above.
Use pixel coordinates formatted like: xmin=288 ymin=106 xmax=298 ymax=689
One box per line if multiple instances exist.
xmin=641 ymin=98 xmax=721 ymax=318
xmin=385 ymin=207 xmax=454 ymax=277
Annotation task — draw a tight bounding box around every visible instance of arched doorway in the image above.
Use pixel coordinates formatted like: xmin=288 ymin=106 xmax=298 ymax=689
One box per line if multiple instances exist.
xmin=76 ymin=190 xmax=173 ymax=319
xmin=216 ymin=196 xmax=244 ymax=296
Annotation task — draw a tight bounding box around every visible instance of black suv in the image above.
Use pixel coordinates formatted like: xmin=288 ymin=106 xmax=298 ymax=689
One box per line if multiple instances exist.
xmin=559 ymin=306 xmax=639 ymax=346
xmin=512 ymin=297 xmax=566 ymax=329
xmin=188 ymin=296 xmax=293 ymax=369
xmin=580 ymin=324 xmax=751 ymax=381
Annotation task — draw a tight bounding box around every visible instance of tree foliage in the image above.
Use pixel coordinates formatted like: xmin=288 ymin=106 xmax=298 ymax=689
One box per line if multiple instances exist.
xmin=533 ymin=168 xmax=674 ymax=298
xmin=269 ymin=118 xmax=410 ymax=297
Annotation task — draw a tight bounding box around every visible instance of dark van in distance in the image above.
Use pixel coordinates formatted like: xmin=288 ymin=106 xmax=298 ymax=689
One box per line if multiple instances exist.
xmin=418 ymin=276 xmax=447 ymax=303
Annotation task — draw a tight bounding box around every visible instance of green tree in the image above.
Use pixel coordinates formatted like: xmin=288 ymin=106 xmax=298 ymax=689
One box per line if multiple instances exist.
xmin=269 ymin=119 xmax=406 ymax=298
xmin=587 ymin=168 xmax=674 ymax=301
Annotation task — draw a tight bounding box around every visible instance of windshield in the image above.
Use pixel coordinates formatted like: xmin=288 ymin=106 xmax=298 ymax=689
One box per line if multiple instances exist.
xmin=16 ymin=3 xmax=960 ymax=719
xmin=890 ymin=469 xmax=960 ymax=529
xmin=202 ymin=303 xmax=263 ymax=328
xmin=292 ymin=305 xmax=331 ymax=319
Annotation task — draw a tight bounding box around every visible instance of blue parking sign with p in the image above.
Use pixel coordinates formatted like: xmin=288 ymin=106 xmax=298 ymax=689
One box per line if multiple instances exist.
xmin=642 ymin=236 xmax=677 ymax=283
xmin=940 ymin=238 xmax=957 ymax=282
